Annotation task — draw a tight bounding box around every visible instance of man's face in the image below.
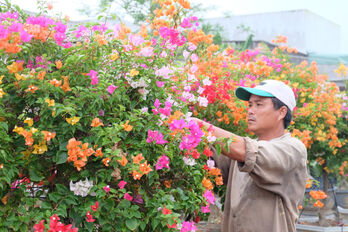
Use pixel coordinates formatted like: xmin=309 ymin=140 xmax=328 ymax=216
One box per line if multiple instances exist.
xmin=247 ymin=95 xmax=283 ymax=135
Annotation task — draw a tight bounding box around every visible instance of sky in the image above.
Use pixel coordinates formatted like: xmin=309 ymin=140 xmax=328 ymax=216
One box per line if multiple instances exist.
xmin=8 ymin=0 xmax=348 ymax=53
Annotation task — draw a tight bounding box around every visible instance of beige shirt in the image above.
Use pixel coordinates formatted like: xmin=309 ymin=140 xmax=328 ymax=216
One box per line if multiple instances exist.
xmin=213 ymin=133 xmax=308 ymax=232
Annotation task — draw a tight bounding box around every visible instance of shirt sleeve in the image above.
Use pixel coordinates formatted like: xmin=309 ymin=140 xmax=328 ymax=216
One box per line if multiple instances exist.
xmin=237 ymin=136 xmax=307 ymax=193
xmin=212 ymin=146 xmax=232 ymax=184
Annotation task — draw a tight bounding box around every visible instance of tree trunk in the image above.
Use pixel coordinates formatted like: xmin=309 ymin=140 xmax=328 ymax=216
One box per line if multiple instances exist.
xmin=319 ymin=164 xmax=329 ymax=226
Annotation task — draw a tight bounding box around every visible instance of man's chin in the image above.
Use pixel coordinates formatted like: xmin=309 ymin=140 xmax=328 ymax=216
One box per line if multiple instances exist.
xmin=247 ymin=125 xmax=257 ymax=133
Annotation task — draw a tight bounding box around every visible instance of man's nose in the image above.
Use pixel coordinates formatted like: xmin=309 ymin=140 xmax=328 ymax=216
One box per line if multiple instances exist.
xmin=247 ymin=106 xmax=254 ymax=115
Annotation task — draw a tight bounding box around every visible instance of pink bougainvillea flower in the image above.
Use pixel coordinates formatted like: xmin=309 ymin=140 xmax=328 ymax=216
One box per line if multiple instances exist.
xmin=155 ymin=154 xmax=170 ymax=170
xmin=86 ymin=211 xmax=95 ymax=222
xmin=124 ymin=193 xmax=133 ymax=201
xmin=20 ymin=30 xmax=33 ymax=42
xmin=203 ymin=190 xmax=215 ymax=205
xmin=180 ymin=221 xmax=197 ymax=232
xmin=169 ymin=119 xmax=188 ymax=131
xmin=103 ymin=185 xmax=110 ymax=192
xmin=154 ymin=98 xmax=161 ymax=108
xmin=87 ymin=70 xmax=98 ymax=85
xmin=91 ymin=201 xmax=99 ymax=212
xmin=107 ymin=84 xmax=118 ymax=94
xmin=118 ymin=180 xmax=127 ymax=189
xmin=190 ymin=54 xmax=198 ymax=62
xmin=201 ymin=205 xmax=210 ymax=213
xmin=146 ymin=129 xmax=168 ymax=145
xmin=156 ymin=81 xmax=165 ymax=88
xmin=139 ymin=46 xmax=153 ymax=57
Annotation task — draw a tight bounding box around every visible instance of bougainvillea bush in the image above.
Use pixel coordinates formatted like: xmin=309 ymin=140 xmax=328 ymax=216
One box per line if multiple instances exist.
xmin=0 ymin=1 xmax=224 ymax=231
xmin=0 ymin=0 xmax=347 ymax=231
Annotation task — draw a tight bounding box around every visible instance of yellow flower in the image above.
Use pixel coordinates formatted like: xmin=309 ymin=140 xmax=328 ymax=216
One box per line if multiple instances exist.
xmin=15 ymin=73 xmax=26 ymax=81
xmin=0 ymin=117 xmax=5 ymax=122
xmin=0 ymin=88 xmax=5 ymax=98
xmin=111 ymin=53 xmax=119 ymax=61
xmin=32 ymin=141 xmax=48 ymax=154
xmin=13 ymin=126 xmax=24 ymax=134
xmin=130 ymin=69 xmax=139 ymax=77
xmin=45 ymin=98 xmax=55 ymax=107
xmin=7 ymin=62 xmax=19 ymax=73
xmin=52 ymin=109 xmax=56 ymax=117
xmin=21 ymin=149 xmax=31 ymax=158
xmin=30 ymin=127 xmax=39 ymax=134
xmin=66 ymin=116 xmax=80 ymax=125
xmin=334 ymin=63 xmax=348 ymax=77
xmin=0 ymin=75 xmax=3 ymax=84
xmin=24 ymin=118 xmax=34 ymax=127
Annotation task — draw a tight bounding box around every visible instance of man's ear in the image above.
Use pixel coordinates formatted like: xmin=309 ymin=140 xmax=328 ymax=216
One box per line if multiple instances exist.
xmin=278 ymin=106 xmax=287 ymax=120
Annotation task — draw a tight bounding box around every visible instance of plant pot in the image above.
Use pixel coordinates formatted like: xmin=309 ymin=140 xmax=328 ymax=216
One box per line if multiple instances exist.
xmin=296 ymin=224 xmax=348 ymax=232
xmin=336 ymin=190 xmax=348 ymax=208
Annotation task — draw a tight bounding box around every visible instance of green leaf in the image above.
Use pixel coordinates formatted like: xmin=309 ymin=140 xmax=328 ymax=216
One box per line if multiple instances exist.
xmin=55 ymin=184 xmax=69 ymax=194
xmin=56 ymin=152 xmax=67 ymax=164
xmin=29 ymin=169 xmax=44 ymax=182
xmin=126 ymin=218 xmax=139 ymax=230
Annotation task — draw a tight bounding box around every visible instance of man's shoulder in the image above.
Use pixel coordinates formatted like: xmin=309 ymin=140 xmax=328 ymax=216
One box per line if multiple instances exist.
xmin=269 ymin=133 xmax=307 ymax=153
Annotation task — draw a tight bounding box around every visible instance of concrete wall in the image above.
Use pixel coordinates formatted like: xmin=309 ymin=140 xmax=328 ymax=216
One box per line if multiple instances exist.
xmin=203 ymin=10 xmax=340 ymax=54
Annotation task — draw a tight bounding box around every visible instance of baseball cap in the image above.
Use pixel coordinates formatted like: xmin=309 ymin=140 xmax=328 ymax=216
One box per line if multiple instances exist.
xmin=235 ymin=80 xmax=296 ymax=111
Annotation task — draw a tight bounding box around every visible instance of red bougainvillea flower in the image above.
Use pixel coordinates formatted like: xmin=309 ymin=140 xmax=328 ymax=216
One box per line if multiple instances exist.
xmin=162 ymin=206 xmax=172 ymax=215
xmin=86 ymin=211 xmax=95 ymax=222
xmin=103 ymin=185 xmax=110 ymax=192
xmin=33 ymin=220 xmax=45 ymax=232
xmin=91 ymin=201 xmax=99 ymax=212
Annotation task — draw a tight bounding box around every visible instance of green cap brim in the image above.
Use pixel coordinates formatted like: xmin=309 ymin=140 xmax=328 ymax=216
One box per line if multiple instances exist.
xmin=235 ymin=87 xmax=274 ymax=101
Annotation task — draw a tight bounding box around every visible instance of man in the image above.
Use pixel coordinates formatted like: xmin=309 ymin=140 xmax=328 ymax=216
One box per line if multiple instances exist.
xmin=194 ymin=80 xmax=308 ymax=232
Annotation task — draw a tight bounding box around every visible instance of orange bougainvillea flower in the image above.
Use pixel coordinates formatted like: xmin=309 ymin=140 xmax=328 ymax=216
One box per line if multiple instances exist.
xmin=117 ymin=155 xmax=128 ymax=166
xmin=102 ymin=157 xmax=110 ymax=166
xmin=60 ymin=76 xmax=71 ymax=92
xmin=20 ymin=130 xmax=34 ymax=146
xmin=133 ymin=153 xmax=144 ymax=164
xmin=314 ymin=200 xmax=324 ymax=208
xmin=49 ymin=78 xmax=62 ymax=87
xmin=139 ymin=161 xmax=152 ymax=175
xmin=132 ymin=170 xmax=143 ymax=180
xmin=309 ymin=190 xmax=328 ymax=200
xmin=215 ymin=176 xmax=223 ymax=186
xmin=7 ymin=61 xmax=24 ymax=73
xmin=42 ymin=131 xmax=56 ymax=141
xmin=37 ymin=71 xmax=46 ymax=80
xmin=95 ymin=148 xmax=103 ymax=158
xmin=202 ymin=177 xmax=214 ymax=190
xmin=305 ymin=178 xmax=313 ymax=188
xmin=96 ymin=34 xmax=107 ymax=46
xmin=55 ymin=60 xmax=62 ymax=69
xmin=122 ymin=120 xmax=133 ymax=131
xmin=164 ymin=180 xmax=172 ymax=188
xmin=25 ymin=85 xmax=38 ymax=93
xmin=91 ymin=118 xmax=104 ymax=127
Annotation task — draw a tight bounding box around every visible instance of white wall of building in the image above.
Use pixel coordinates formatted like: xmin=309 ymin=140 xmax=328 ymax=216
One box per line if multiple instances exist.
xmin=203 ymin=10 xmax=340 ymax=54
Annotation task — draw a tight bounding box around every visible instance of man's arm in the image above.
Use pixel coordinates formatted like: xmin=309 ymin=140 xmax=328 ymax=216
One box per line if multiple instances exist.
xmin=193 ymin=118 xmax=246 ymax=162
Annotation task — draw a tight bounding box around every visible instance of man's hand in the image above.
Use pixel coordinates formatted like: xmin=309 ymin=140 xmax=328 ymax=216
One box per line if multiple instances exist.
xmin=191 ymin=117 xmax=246 ymax=162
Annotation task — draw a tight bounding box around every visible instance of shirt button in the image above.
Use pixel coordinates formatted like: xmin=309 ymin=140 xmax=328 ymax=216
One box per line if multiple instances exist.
xmin=233 ymin=214 xmax=236 ymax=218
